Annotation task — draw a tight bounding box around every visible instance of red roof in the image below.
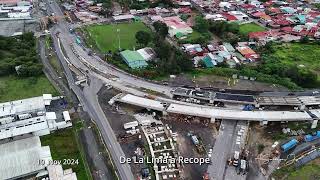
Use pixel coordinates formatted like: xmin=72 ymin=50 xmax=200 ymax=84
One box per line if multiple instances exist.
xmin=249 ymin=31 xmax=268 ymax=39
xmin=273 ymin=19 xmax=292 ymax=26
xmin=263 ymin=1 xmax=273 ymax=7
xmin=268 ymin=7 xmax=281 ymax=14
xmin=221 ymin=13 xmax=237 ymax=21
xmin=281 ymin=26 xmax=292 ymax=33
xmin=252 ymin=11 xmax=266 ymax=18
xmin=240 ymin=4 xmax=256 ymax=9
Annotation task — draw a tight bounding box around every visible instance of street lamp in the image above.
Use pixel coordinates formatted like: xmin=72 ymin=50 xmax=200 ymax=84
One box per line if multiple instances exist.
xmin=117 ymin=28 xmax=121 ymax=51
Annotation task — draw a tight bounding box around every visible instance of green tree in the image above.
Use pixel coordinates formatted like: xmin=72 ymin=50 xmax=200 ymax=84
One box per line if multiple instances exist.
xmin=194 ymin=16 xmax=209 ymax=33
xmin=153 ymin=21 xmax=169 ymax=38
xmin=135 ymin=31 xmax=151 ymax=46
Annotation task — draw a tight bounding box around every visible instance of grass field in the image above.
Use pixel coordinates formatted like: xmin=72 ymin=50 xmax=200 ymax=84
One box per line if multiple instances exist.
xmin=0 ymin=75 xmax=58 ymax=103
xmin=41 ymin=126 xmax=91 ymax=180
xmin=84 ymin=22 xmax=151 ymax=52
xmin=239 ymin=23 xmax=266 ymax=35
xmin=178 ymin=31 xmax=203 ymax=44
xmin=272 ymin=43 xmax=320 ymax=75
xmin=272 ymin=160 xmax=320 ymax=180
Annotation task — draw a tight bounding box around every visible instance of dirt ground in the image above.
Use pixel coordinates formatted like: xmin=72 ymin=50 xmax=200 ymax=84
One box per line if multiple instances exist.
xmin=163 ymin=118 xmax=218 ymax=180
xmin=169 ymin=74 xmax=287 ymax=92
xmin=98 ymin=86 xmax=221 ymax=179
xmin=246 ymin=122 xmax=281 ymax=180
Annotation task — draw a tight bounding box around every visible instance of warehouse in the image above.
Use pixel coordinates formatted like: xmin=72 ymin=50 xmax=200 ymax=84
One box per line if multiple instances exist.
xmin=0 ymin=136 xmax=52 ymax=179
xmin=120 ymin=50 xmax=148 ymax=69
xmin=0 ymin=95 xmax=72 ymax=140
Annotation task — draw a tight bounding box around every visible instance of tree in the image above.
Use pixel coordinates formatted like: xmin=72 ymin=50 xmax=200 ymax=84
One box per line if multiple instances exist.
xmin=300 ymin=36 xmax=309 ymax=43
xmin=135 ymin=31 xmax=151 ymax=46
xmin=153 ymin=21 xmax=169 ymax=38
xmin=194 ymin=16 xmax=209 ymax=33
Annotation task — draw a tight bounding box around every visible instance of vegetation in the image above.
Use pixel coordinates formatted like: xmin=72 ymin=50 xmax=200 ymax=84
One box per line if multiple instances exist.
xmin=179 ymin=16 xmax=211 ymax=45
xmin=107 ymin=22 xmax=193 ymax=79
xmin=135 ymin=31 xmax=152 ymax=46
xmin=115 ymin=0 xmax=175 ymax=12
xmin=257 ymin=144 xmax=265 ymax=154
xmin=272 ymin=162 xmax=320 ymax=180
xmin=188 ymin=67 xmax=301 ymax=90
xmin=41 ymin=127 xmax=91 ymax=180
xmin=84 ymin=22 xmax=151 ymax=52
xmin=153 ymin=21 xmax=169 ymax=38
xmin=0 ymin=33 xmax=58 ymax=102
xmin=0 ymin=32 xmax=43 ymax=77
xmin=0 ymin=75 xmax=58 ymax=102
xmin=256 ymin=42 xmax=320 ymax=88
xmin=209 ymin=21 xmax=247 ymax=44
xmin=239 ymin=23 xmax=266 ymax=35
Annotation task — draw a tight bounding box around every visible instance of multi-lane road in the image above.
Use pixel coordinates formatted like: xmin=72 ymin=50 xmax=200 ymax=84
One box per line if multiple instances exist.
xmin=43 ymin=1 xmax=320 ymax=180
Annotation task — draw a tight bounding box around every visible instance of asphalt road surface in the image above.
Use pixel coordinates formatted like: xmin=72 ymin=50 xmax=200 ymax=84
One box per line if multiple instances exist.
xmin=207 ymin=120 xmax=237 ymax=180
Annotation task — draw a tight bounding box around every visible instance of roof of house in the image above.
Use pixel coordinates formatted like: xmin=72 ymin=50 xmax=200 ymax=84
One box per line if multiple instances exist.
xmin=223 ymin=42 xmax=235 ymax=52
xmin=120 ymin=50 xmax=144 ymax=62
xmin=236 ymin=46 xmax=256 ymax=55
xmin=163 ymin=16 xmax=191 ymax=29
xmin=202 ymin=56 xmax=214 ymax=68
xmin=221 ymin=13 xmax=238 ymax=21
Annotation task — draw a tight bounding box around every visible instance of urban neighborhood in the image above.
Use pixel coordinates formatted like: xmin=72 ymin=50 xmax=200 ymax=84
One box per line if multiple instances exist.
xmin=2 ymin=0 xmax=320 ymax=180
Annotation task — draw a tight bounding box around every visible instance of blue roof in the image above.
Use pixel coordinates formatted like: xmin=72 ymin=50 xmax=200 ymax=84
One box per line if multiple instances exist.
xmin=218 ymin=51 xmax=230 ymax=58
xmin=202 ymin=56 xmax=215 ymax=68
xmin=295 ymin=15 xmax=306 ymax=24
xmin=281 ymin=7 xmax=296 ymax=14
xmin=195 ymin=47 xmax=203 ymax=52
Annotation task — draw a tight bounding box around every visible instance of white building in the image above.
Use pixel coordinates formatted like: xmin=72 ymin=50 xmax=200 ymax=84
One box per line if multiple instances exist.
xmin=0 ymin=95 xmax=72 ymax=140
xmin=0 ymin=136 xmax=78 ymax=179
xmin=0 ymin=136 xmax=52 ymax=179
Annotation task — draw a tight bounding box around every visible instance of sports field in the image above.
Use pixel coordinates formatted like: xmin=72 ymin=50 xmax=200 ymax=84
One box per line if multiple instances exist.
xmin=239 ymin=23 xmax=266 ymax=35
xmin=84 ymin=22 xmax=151 ymax=52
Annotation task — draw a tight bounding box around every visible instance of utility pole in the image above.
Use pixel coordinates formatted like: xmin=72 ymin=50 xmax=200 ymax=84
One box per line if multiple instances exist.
xmin=117 ymin=28 xmax=121 ymax=51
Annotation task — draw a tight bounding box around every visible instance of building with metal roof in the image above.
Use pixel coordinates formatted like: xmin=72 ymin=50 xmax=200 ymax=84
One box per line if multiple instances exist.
xmin=0 ymin=95 xmax=72 ymax=140
xmin=112 ymin=14 xmax=135 ymax=21
xmin=137 ymin=47 xmax=156 ymax=61
xmin=120 ymin=50 xmax=148 ymax=69
xmin=0 ymin=136 xmax=52 ymax=179
xmin=202 ymin=56 xmax=216 ymax=68
xmin=48 ymin=165 xmax=78 ymax=180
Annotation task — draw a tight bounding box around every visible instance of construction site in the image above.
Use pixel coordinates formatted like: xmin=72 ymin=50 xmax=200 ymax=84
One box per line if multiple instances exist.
xmin=98 ymin=86 xmax=218 ymax=180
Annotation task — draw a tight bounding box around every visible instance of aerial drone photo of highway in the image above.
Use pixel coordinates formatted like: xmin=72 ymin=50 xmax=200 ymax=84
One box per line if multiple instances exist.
xmin=2 ymin=0 xmax=320 ymax=180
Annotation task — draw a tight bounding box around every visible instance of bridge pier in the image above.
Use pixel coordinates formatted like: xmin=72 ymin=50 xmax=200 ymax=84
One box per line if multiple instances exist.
xmin=162 ymin=111 xmax=168 ymax=116
xmin=260 ymin=120 xmax=268 ymax=126
xmin=299 ymin=104 xmax=306 ymax=110
xmin=311 ymin=120 xmax=318 ymax=129
xmin=210 ymin=117 xmax=215 ymax=123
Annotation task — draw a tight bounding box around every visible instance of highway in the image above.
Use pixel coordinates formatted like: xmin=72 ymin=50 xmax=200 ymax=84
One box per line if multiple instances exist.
xmin=43 ymin=1 xmax=320 ymax=180
xmin=45 ymin=1 xmax=136 ymax=179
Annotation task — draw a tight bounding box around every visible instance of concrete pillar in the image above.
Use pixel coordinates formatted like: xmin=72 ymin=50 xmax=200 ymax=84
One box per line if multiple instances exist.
xmin=311 ymin=120 xmax=318 ymax=129
xmin=162 ymin=111 xmax=168 ymax=116
xmin=255 ymin=103 xmax=260 ymax=108
xmin=210 ymin=117 xmax=215 ymax=123
xmin=260 ymin=120 xmax=268 ymax=126
xmin=300 ymin=104 xmax=306 ymax=110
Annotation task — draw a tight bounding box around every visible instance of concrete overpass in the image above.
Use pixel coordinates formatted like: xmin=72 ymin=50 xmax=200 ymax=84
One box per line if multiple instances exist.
xmin=115 ymin=94 xmax=320 ymax=127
